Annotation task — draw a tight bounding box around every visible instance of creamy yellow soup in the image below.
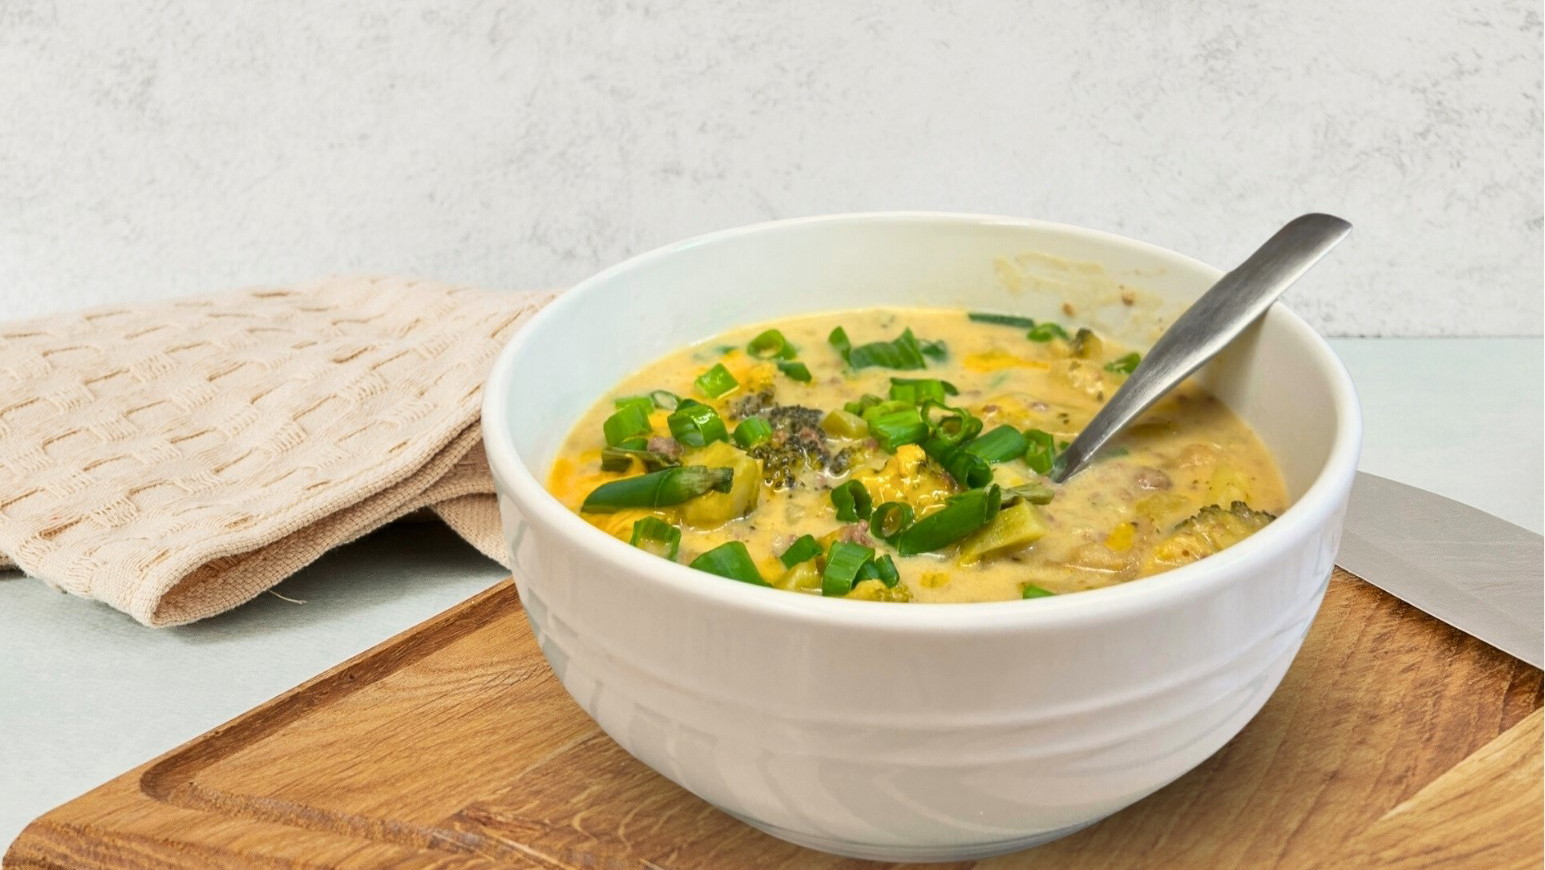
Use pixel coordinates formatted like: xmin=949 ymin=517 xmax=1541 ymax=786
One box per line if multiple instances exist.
xmin=549 ymin=308 xmax=1286 ymax=603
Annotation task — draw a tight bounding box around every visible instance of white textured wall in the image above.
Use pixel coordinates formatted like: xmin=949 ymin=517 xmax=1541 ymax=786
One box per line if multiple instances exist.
xmin=1 ymin=1 xmax=1539 ymax=335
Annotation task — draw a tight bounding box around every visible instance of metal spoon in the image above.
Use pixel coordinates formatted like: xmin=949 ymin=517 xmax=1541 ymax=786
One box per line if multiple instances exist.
xmin=1051 ymin=213 xmax=1352 ymax=483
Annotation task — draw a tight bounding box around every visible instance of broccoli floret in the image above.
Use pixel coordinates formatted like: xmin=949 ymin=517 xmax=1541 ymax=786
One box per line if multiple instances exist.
xmin=728 ymin=387 xmax=777 ymax=420
xmin=1144 ymin=501 xmax=1276 ymax=573
xmin=747 ymin=405 xmax=854 ymax=489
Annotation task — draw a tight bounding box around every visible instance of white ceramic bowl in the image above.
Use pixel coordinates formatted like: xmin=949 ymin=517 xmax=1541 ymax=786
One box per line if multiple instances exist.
xmin=481 ymin=213 xmax=1361 ymax=862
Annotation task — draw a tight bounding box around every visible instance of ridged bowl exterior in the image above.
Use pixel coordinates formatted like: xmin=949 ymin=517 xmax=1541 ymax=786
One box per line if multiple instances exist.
xmin=482 ymin=214 xmax=1360 ymax=861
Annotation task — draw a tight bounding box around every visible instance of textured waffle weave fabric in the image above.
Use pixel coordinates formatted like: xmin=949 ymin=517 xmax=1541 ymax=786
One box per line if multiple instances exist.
xmin=0 ymin=277 xmax=554 ymax=626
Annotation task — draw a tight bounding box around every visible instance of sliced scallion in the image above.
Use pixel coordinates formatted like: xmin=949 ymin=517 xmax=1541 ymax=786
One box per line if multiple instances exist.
xmin=964 ymin=425 xmax=1029 ymax=464
xmin=872 ymin=553 xmax=900 ymax=587
xmin=919 ymin=419 xmax=994 ymax=487
xmin=860 ymin=400 xmax=913 ymax=424
xmin=968 ymin=312 xmax=1038 ymax=328
xmin=779 ymin=533 xmax=823 ymax=568
xmin=667 ymin=400 xmax=728 ymax=447
xmin=649 ymin=389 xmax=681 ymax=410
xmin=733 ymin=416 xmax=774 ymax=449
xmin=822 ymin=541 xmax=874 ymax=597
xmin=868 ymin=501 xmax=915 ymax=543
xmin=748 ymin=329 xmax=798 ymax=360
xmin=1024 ymin=428 xmax=1059 ymax=474
xmin=939 ymin=448 xmax=993 ymax=489
xmin=920 ymin=402 xmax=983 ymax=447
xmin=629 ymin=517 xmax=681 ymax=560
xmin=1104 ymin=352 xmax=1141 ymax=374
xmin=888 ymin=377 xmax=959 ymax=405
xmin=828 ymin=326 xmax=852 ymax=357
xmin=868 ymin=407 xmax=929 ymax=452
xmin=689 ymin=541 xmax=768 ymax=586
xmin=829 ymin=327 xmax=941 ymax=371
xmin=776 ymin=360 xmax=812 ymax=382
xmin=614 ymin=395 xmax=655 ymax=417
xmin=581 ymin=466 xmax=733 ymax=513
xmin=844 ymin=394 xmax=885 ymax=417
xmin=603 ymin=402 xmax=652 ymax=448
xmin=1021 ymin=583 xmax=1055 ymax=599
xmin=895 ymin=485 xmax=1002 ymax=555
xmin=1026 ymin=322 xmax=1070 ymax=342
xmin=694 ymin=363 xmax=739 ymax=399
xmin=831 ymin=480 xmax=873 ymax=522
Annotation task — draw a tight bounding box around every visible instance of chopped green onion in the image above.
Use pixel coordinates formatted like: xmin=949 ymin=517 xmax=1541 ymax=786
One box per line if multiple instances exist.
xmin=1004 ymin=482 xmax=1056 ymax=505
xmin=748 ymin=329 xmax=798 ymax=360
xmin=694 ymin=363 xmax=739 ymax=399
xmin=844 ymin=394 xmax=885 ymax=417
xmin=822 ymin=541 xmax=874 ymax=596
xmin=860 ymin=400 xmax=913 ymax=424
xmin=1026 ymin=322 xmax=1070 ymax=342
xmin=733 ymin=416 xmax=774 ymax=449
xmin=867 ymin=407 xmax=929 ymax=452
xmin=629 ymin=517 xmax=681 ymax=560
xmin=1021 ymin=583 xmax=1055 ymax=599
xmin=776 ymin=360 xmax=812 ymax=382
xmin=600 ymin=446 xmax=680 ymax=473
xmin=919 ymin=337 xmax=948 ymax=361
xmin=1104 ymin=352 xmax=1141 ymax=374
xmin=895 ymin=485 xmax=1002 ymax=555
xmin=964 ymin=425 xmax=1029 ymax=464
xmin=689 ymin=541 xmax=768 ymax=586
xmin=667 ymin=400 xmax=728 ymax=447
xmin=1024 ymin=428 xmax=1059 ymax=474
xmin=938 ymin=447 xmax=994 ymax=489
xmin=831 ymin=480 xmax=873 ymax=522
xmin=603 ymin=403 xmax=652 ymax=448
xmin=649 ymin=389 xmax=681 ymax=410
xmin=581 ymin=466 xmax=733 ymax=513
xmin=920 ymin=402 xmax=983 ymax=447
xmin=854 ymin=554 xmax=902 ymax=585
xmin=888 ymin=377 xmax=959 ymax=405
xmin=614 ymin=395 xmax=655 ymax=417
xmin=872 ymin=554 xmax=900 ymax=587
xmin=968 ymin=312 xmax=1038 ymax=328
xmin=779 ymin=534 xmax=823 ymax=568
xmin=827 ymin=326 xmax=852 ymax=357
xmin=919 ymin=409 xmax=993 ymax=487
xmin=829 ymin=326 xmax=941 ymax=371
xmin=869 ymin=502 xmax=915 ymax=543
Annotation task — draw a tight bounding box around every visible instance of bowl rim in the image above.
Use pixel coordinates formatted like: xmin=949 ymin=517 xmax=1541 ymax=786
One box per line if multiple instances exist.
xmin=481 ymin=211 xmax=1362 ymax=632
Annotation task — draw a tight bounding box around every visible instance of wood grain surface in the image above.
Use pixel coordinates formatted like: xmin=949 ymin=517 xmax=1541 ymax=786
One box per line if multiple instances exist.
xmin=7 ymin=569 xmax=1541 ymax=870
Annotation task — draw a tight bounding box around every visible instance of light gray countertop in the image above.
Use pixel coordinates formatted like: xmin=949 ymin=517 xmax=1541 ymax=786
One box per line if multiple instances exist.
xmin=2 ymin=337 xmax=1540 ymax=852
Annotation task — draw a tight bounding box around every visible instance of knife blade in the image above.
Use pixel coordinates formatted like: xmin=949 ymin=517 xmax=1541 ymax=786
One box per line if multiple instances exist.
xmin=1337 ymin=471 xmax=1543 ymax=669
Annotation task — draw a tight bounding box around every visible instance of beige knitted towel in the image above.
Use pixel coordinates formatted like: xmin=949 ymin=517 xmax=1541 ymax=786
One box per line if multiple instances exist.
xmin=0 ymin=277 xmax=554 ymax=626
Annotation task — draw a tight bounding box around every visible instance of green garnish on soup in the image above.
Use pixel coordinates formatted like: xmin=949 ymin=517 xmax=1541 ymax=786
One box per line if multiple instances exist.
xmin=550 ymin=307 xmax=1286 ymax=603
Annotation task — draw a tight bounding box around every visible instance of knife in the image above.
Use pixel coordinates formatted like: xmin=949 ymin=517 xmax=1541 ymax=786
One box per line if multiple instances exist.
xmin=1337 ymin=471 xmax=1543 ymax=669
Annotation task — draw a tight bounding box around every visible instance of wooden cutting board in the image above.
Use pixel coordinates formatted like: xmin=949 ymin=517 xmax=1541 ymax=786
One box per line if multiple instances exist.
xmin=7 ymin=568 xmax=1541 ymax=870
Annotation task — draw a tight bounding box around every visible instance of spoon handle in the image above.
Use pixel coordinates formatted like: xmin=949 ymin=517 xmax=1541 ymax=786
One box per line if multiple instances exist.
xmin=1051 ymin=213 xmax=1352 ymax=483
